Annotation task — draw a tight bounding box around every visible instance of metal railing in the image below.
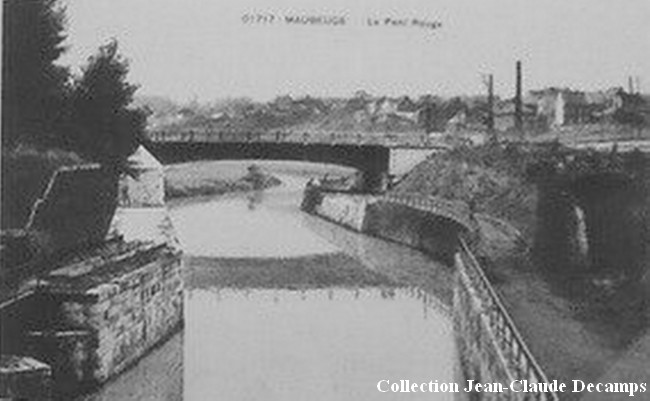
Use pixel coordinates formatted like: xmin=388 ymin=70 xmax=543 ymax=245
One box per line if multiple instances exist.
xmin=146 ymin=129 xmax=450 ymax=149
xmin=457 ymin=238 xmax=559 ymax=400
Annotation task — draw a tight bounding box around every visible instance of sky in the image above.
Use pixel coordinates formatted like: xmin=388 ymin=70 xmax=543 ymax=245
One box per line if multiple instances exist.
xmin=60 ymin=0 xmax=650 ymax=102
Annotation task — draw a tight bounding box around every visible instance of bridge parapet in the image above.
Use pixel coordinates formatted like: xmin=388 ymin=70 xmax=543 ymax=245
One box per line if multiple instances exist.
xmin=456 ymin=239 xmax=559 ymax=400
xmin=147 ymin=129 xmax=450 ymax=149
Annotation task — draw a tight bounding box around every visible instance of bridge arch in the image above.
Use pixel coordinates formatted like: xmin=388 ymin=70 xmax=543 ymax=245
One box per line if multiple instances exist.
xmin=144 ymin=141 xmax=391 ymax=191
xmin=568 ymin=171 xmax=647 ymax=280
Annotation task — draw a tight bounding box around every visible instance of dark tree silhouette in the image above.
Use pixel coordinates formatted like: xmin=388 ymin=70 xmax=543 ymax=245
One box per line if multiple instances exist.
xmin=2 ymin=0 xmax=69 ymax=148
xmin=67 ymin=39 xmax=146 ymax=166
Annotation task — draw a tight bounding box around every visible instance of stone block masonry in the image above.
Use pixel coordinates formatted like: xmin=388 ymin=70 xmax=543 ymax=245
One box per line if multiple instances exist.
xmin=24 ymin=242 xmax=183 ymax=394
xmin=1 ymin=145 xmax=183 ymax=399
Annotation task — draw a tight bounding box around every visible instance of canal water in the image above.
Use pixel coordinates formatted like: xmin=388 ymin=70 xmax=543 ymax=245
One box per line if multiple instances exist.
xmin=80 ymin=161 xmax=462 ymax=401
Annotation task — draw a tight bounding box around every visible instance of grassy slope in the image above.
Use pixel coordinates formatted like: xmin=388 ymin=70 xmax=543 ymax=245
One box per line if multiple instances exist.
xmin=393 ymin=142 xmax=540 ymax=240
xmin=163 ymin=160 xmax=281 ymax=200
xmin=184 ymin=254 xmax=398 ymax=290
xmin=391 ymin=143 xmax=630 ymax=393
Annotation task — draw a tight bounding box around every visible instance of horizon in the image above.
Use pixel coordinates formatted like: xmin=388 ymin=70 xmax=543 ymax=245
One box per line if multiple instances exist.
xmin=60 ymin=0 xmax=650 ymax=103
xmin=134 ymin=85 xmax=646 ymax=108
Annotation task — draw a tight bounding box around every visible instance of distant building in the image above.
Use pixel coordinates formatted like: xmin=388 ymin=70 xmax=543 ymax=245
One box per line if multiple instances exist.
xmin=493 ymin=100 xmax=538 ymax=132
xmin=363 ymin=97 xmax=419 ymax=124
xmin=527 ymin=88 xmax=616 ymax=127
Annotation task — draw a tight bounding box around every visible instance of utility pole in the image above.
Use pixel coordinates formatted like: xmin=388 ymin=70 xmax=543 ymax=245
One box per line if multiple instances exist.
xmin=482 ymin=74 xmax=495 ymax=136
xmin=488 ymin=74 xmax=495 ymax=133
xmin=514 ymin=61 xmax=523 ymax=135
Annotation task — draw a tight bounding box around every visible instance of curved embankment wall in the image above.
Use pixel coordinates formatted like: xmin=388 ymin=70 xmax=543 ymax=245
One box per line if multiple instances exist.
xmin=303 ymin=188 xmax=557 ymax=401
xmin=307 ymin=190 xmax=464 ymax=264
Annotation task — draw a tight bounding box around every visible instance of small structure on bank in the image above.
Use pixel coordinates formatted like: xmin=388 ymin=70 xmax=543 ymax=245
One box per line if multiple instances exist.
xmin=0 ymin=145 xmax=183 ymax=399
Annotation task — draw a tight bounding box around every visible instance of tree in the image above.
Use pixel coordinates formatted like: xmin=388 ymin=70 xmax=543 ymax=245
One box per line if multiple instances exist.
xmin=613 ymin=90 xmax=647 ymax=130
xmin=67 ymin=39 xmax=146 ymax=166
xmin=2 ymin=0 xmax=69 ymax=148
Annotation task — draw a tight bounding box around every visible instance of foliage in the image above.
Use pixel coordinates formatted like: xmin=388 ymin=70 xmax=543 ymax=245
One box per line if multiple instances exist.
xmin=1 ymin=146 xmax=84 ymax=229
xmin=392 ymin=141 xmax=571 ymax=240
xmin=2 ymin=0 xmax=69 ymax=148
xmin=612 ymin=91 xmax=648 ymax=128
xmin=66 ymin=40 xmax=146 ymax=166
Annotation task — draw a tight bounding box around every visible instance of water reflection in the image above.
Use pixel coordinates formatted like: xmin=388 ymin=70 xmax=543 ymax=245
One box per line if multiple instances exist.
xmin=247 ymin=190 xmax=264 ymax=210
xmin=184 ymin=287 xmax=459 ymax=401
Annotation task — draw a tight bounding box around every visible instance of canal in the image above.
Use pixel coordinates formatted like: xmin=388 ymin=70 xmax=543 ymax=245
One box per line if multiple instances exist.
xmin=80 ymin=160 xmax=462 ymax=401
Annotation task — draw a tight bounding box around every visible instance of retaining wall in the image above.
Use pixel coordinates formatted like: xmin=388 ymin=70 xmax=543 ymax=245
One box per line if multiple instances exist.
xmin=454 ymin=242 xmax=557 ymax=400
xmin=312 ymin=192 xmax=373 ymax=231
xmin=22 ymin=243 xmax=183 ymax=396
xmin=365 ymin=201 xmax=462 ymax=265
xmin=304 ymin=189 xmax=557 ymax=400
xmin=308 ymin=191 xmax=466 ymax=264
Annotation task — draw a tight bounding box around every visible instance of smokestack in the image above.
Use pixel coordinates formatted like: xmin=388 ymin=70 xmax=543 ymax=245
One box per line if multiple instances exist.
xmin=629 ymin=76 xmax=635 ymax=94
xmin=515 ymin=61 xmax=523 ymax=132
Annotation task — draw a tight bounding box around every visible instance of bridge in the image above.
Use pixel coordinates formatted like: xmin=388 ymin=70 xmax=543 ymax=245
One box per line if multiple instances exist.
xmin=146 ymin=129 xmax=446 ymax=148
xmin=145 ymin=129 xmax=450 ymax=191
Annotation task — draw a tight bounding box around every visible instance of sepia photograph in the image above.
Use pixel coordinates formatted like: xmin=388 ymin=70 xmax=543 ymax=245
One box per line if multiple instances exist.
xmin=1 ymin=0 xmax=650 ymax=400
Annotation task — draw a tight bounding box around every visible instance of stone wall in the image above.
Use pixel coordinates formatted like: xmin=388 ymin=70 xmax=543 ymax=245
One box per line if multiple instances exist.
xmin=24 ymin=244 xmax=183 ymax=395
xmin=454 ymin=275 xmax=515 ymax=401
xmin=67 ymin=247 xmax=182 ymax=382
xmin=311 ymin=191 xmax=464 ymax=264
xmin=313 ymin=193 xmax=373 ymax=232
xmin=365 ymin=201 xmax=462 ymax=264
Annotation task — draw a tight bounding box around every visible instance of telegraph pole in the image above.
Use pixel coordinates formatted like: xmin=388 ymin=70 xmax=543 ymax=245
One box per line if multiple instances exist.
xmin=514 ymin=61 xmax=523 ymax=135
xmin=482 ymin=73 xmax=495 ymax=137
xmin=488 ymin=74 xmax=495 ymax=135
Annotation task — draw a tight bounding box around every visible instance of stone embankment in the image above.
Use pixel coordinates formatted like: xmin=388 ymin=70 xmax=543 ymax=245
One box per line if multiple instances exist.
xmin=0 ymin=146 xmax=183 ymax=399
xmin=302 ymin=187 xmax=558 ymax=400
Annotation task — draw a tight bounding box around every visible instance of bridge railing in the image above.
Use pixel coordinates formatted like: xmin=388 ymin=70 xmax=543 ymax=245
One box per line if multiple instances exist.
xmin=457 ymin=238 xmax=559 ymax=400
xmin=146 ymin=129 xmax=444 ymax=148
